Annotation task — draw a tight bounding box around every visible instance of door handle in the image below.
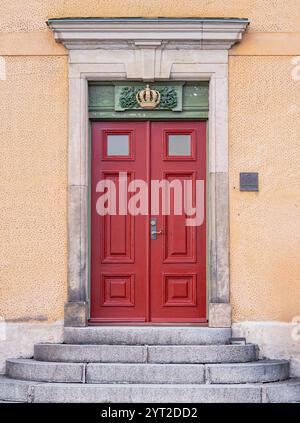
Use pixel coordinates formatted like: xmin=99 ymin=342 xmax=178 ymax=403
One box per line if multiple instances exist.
xmin=151 ymin=229 xmax=163 ymax=236
xmin=150 ymin=218 xmax=163 ymax=240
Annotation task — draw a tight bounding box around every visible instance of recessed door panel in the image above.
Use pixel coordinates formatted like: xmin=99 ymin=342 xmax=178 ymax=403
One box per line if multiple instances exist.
xmin=101 ymin=172 xmax=134 ymax=263
xmin=162 ymin=172 xmax=197 ymax=264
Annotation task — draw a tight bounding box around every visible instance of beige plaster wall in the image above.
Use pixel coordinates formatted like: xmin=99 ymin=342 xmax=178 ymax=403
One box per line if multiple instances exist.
xmin=0 ymin=56 xmax=68 ymax=322
xmin=0 ymin=0 xmax=300 ymax=32
xmin=229 ymin=56 xmax=300 ymax=322
xmin=0 ymin=1 xmax=300 ymax=324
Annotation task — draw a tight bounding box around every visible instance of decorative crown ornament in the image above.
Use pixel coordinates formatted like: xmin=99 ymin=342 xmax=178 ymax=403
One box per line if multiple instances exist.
xmin=136 ymin=84 xmax=161 ymax=109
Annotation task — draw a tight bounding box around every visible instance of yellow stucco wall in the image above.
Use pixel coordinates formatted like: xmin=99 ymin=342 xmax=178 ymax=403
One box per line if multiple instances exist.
xmin=0 ymin=1 xmax=300 ymax=323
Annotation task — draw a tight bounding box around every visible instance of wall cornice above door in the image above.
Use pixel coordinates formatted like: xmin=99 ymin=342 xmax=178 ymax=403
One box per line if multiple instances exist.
xmin=47 ymin=17 xmax=249 ymax=50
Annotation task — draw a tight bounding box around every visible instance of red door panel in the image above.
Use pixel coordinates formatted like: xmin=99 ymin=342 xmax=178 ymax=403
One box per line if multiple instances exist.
xmin=90 ymin=120 xmax=206 ymax=323
xmin=150 ymin=121 xmax=206 ymax=322
xmin=90 ymin=122 xmax=148 ymax=322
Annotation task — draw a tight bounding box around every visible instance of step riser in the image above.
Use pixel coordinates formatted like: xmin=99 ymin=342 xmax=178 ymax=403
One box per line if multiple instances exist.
xmin=89 ymin=363 xmax=289 ymax=384
xmin=147 ymin=345 xmax=258 ymax=364
xmin=0 ymin=379 xmax=31 ymax=403
xmin=34 ymin=344 xmax=146 ymax=363
xmin=1 ymin=377 xmax=300 ymax=403
xmin=86 ymin=362 xmax=288 ymax=384
xmin=31 ymin=384 xmax=263 ymax=403
xmin=34 ymin=344 xmax=258 ymax=364
xmin=206 ymin=362 xmax=289 ymax=384
xmin=262 ymin=382 xmax=300 ymax=403
xmin=6 ymin=360 xmax=289 ymax=384
xmin=86 ymin=364 xmax=205 ymax=384
xmin=6 ymin=361 xmax=85 ymax=383
xmin=64 ymin=327 xmax=231 ymax=345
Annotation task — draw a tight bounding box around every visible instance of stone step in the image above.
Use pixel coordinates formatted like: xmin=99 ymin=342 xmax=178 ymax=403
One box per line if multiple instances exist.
xmin=262 ymin=379 xmax=300 ymax=403
xmin=1 ymin=377 xmax=299 ymax=403
xmin=64 ymin=326 xmax=231 ymax=345
xmin=6 ymin=359 xmax=85 ymax=383
xmin=30 ymin=382 xmax=264 ymax=403
xmin=86 ymin=363 xmax=205 ymax=384
xmin=87 ymin=360 xmax=288 ymax=384
xmin=34 ymin=344 xmax=146 ymax=363
xmin=6 ymin=359 xmax=288 ymax=384
xmin=147 ymin=344 xmax=257 ymax=363
xmin=0 ymin=377 xmax=35 ymax=403
xmin=34 ymin=343 xmax=258 ymax=364
xmin=205 ymin=360 xmax=289 ymax=384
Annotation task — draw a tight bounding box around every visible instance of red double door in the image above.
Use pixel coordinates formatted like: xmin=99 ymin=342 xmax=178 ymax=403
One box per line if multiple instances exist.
xmin=91 ymin=121 xmax=206 ymax=323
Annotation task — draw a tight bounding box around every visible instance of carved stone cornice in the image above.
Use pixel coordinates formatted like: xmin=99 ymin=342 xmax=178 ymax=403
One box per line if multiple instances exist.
xmin=47 ymin=17 xmax=249 ymax=50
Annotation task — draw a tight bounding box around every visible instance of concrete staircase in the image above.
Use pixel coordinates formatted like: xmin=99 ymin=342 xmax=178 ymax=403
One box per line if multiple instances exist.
xmin=0 ymin=327 xmax=299 ymax=403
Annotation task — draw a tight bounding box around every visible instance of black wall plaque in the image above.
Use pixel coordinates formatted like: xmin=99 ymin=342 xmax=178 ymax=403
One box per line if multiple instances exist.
xmin=240 ymin=172 xmax=259 ymax=191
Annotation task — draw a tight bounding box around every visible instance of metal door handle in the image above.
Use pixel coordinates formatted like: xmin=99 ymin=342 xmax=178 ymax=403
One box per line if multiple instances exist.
xmin=150 ymin=218 xmax=163 ymax=240
xmin=151 ymin=229 xmax=163 ymax=235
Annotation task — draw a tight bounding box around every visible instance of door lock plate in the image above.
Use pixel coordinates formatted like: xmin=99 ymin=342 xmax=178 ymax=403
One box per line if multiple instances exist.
xmin=150 ymin=218 xmax=157 ymax=240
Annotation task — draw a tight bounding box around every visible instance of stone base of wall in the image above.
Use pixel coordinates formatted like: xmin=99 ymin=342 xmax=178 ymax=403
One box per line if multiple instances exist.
xmin=0 ymin=320 xmax=63 ymax=374
xmin=232 ymin=321 xmax=300 ymax=377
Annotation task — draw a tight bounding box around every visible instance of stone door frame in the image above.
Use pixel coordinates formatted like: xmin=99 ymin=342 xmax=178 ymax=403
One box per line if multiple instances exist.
xmin=48 ymin=17 xmax=249 ymax=327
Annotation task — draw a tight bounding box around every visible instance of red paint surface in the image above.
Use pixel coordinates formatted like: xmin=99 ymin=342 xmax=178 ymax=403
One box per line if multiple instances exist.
xmin=90 ymin=121 xmax=206 ymax=323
